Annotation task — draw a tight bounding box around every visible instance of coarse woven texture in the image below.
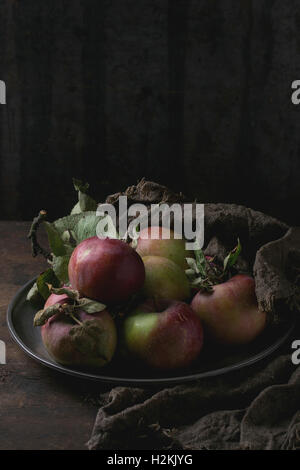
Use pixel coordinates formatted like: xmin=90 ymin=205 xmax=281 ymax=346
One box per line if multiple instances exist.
xmin=88 ymin=180 xmax=300 ymax=450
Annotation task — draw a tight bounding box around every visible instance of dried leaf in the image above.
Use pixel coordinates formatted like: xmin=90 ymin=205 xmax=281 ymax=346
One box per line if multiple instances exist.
xmin=33 ymin=303 xmax=62 ymax=327
xmin=50 ymin=286 xmax=80 ymax=300
xmin=69 ymin=320 xmax=108 ymax=362
xmin=75 ymin=298 xmax=106 ymax=314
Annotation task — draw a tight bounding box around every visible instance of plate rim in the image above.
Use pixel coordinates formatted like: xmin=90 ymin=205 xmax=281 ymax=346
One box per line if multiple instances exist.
xmin=7 ymin=277 xmax=296 ymax=386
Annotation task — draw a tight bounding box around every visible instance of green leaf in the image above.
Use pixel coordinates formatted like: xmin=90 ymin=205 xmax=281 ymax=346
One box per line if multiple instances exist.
xmin=95 ymin=214 xmax=119 ymax=239
xmin=223 ymin=238 xmax=242 ymax=272
xmin=75 ymin=298 xmax=106 ymax=314
xmin=52 ymin=255 xmax=71 ymax=284
xmin=131 ymin=238 xmax=138 ymax=249
xmin=33 ymin=303 xmax=62 ymax=327
xmin=185 ymin=268 xmax=196 ymax=278
xmin=73 ymin=178 xmax=90 ymax=193
xmin=53 ymin=212 xmax=101 ymax=243
xmin=79 ymin=192 xmax=97 ymax=213
xmin=185 ymin=257 xmax=199 ymax=273
xmin=53 ymin=213 xmax=90 ymax=236
xmin=26 ymin=282 xmax=44 ymax=308
xmin=43 ymin=221 xmax=66 ymax=256
xmin=194 ymin=249 xmax=207 ymax=278
xmin=36 ymin=269 xmax=60 ymax=300
xmin=61 ymin=230 xmax=71 ymax=243
xmin=70 ymin=201 xmax=81 ymax=215
xmin=190 ymin=277 xmax=214 ymax=293
xmin=52 ymin=212 xmax=118 ymax=246
xmin=74 ymin=213 xmax=103 ymax=243
xmin=71 ymin=178 xmax=97 ymax=213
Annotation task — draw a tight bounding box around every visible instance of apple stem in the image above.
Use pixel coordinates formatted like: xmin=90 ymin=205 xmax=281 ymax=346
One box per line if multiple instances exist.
xmin=69 ymin=313 xmax=83 ymax=326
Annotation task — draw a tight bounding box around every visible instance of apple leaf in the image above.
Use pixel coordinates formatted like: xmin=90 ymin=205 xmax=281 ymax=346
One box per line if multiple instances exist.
xmin=190 ymin=277 xmax=214 ymax=292
xmin=26 ymin=282 xmax=44 ymax=308
xmin=127 ymin=224 xmax=140 ymax=248
xmin=69 ymin=320 xmax=108 ymax=361
xmin=95 ymin=214 xmax=119 ymax=239
xmin=43 ymin=221 xmax=67 ymax=256
xmin=71 ymin=178 xmax=97 ymax=214
xmin=50 ymin=285 xmax=80 ymax=300
xmin=52 ymin=254 xmax=71 ymax=284
xmin=186 ymin=257 xmax=200 ymax=273
xmin=75 ymin=298 xmax=107 ymax=314
xmin=70 ymin=202 xmax=81 ymax=215
xmin=79 ymin=192 xmax=98 ymax=213
xmin=186 ymin=250 xmax=223 ymax=293
xmin=194 ymin=249 xmax=207 ymax=278
xmin=131 ymin=238 xmax=138 ymax=249
xmin=74 ymin=213 xmax=103 ymax=243
xmin=73 ymin=178 xmax=90 ymax=193
xmin=53 ymin=212 xmax=94 ymax=237
xmin=185 ymin=268 xmax=196 ymax=277
xmin=36 ymin=268 xmax=60 ymax=300
xmin=61 ymin=229 xmax=77 ymax=246
xmin=223 ymin=238 xmax=242 ymax=272
xmin=33 ymin=303 xmax=63 ymax=327
xmin=52 ymin=211 xmax=103 ymax=244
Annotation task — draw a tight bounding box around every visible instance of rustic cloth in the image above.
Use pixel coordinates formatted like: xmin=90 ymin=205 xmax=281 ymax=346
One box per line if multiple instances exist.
xmin=88 ymin=180 xmax=300 ymax=450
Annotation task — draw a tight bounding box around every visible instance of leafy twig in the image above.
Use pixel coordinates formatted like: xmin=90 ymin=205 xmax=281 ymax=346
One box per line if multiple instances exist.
xmin=27 ymin=210 xmax=52 ymax=260
xmin=186 ymin=239 xmax=242 ymax=293
xmin=33 ymin=285 xmax=107 ymax=327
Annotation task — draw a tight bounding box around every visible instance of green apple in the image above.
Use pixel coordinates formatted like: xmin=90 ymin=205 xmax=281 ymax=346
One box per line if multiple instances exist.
xmin=123 ymin=299 xmax=204 ymax=369
xmin=142 ymin=255 xmax=190 ymax=301
xmin=136 ymin=226 xmax=191 ymax=269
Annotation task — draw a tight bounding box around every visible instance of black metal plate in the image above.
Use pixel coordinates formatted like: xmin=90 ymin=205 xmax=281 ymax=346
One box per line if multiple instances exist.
xmin=7 ymin=278 xmax=295 ymax=386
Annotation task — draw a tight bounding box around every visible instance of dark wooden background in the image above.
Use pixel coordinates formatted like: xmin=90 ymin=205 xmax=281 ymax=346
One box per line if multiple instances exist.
xmin=0 ymin=0 xmax=300 ymax=225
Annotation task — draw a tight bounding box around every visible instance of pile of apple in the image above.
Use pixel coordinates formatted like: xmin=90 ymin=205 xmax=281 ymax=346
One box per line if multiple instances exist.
xmin=34 ymin=226 xmax=267 ymax=371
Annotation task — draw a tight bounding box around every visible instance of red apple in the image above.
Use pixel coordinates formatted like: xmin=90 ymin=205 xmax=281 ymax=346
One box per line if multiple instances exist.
xmin=190 ymin=274 xmax=267 ymax=345
xmin=44 ymin=290 xmax=70 ymax=309
xmin=142 ymin=255 xmax=190 ymax=301
xmin=136 ymin=226 xmax=191 ymax=268
xmin=41 ymin=292 xmax=117 ymax=368
xmin=123 ymin=299 xmax=204 ymax=369
xmin=68 ymin=237 xmax=145 ymax=304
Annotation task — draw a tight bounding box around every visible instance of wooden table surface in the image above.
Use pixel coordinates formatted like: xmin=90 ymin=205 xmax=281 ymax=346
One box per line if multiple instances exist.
xmin=0 ymin=221 xmax=112 ymax=450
